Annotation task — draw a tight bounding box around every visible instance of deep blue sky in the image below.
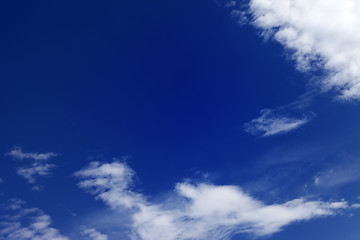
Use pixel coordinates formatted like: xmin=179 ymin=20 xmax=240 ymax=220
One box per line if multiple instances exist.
xmin=1 ymin=1 xmax=360 ymax=240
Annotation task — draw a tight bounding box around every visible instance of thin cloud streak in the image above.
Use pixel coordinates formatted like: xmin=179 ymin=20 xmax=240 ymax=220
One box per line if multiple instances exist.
xmin=314 ymin=163 xmax=360 ymax=188
xmin=75 ymin=161 xmax=352 ymax=240
xmin=243 ymin=87 xmax=318 ymax=137
xmin=7 ymin=146 xmax=58 ymax=161
xmin=244 ymin=108 xmax=315 ymax=137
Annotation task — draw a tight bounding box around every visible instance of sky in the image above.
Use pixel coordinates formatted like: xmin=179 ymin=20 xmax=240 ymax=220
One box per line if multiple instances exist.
xmin=2 ymin=0 xmax=360 ymax=239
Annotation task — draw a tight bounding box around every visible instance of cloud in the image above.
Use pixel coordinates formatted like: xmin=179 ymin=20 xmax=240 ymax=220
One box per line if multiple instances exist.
xmin=244 ymin=108 xmax=314 ymax=137
xmin=246 ymin=0 xmax=360 ymax=100
xmin=314 ymin=164 xmax=360 ymax=188
xmin=7 ymin=146 xmax=58 ymax=161
xmin=0 ymin=178 xmax=3 ymax=183
xmin=75 ymin=161 xmax=352 ymax=240
xmin=7 ymin=147 xmax=58 ymax=184
xmin=5 ymin=198 xmax=26 ymax=211
xmin=0 ymin=199 xmax=68 ymax=240
xmin=16 ymin=163 xmax=56 ymax=184
xmin=81 ymin=228 xmax=108 ymax=240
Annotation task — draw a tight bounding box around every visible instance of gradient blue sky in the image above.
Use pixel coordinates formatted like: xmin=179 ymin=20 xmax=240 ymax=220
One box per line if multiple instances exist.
xmin=2 ymin=1 xmax=360 ymax=240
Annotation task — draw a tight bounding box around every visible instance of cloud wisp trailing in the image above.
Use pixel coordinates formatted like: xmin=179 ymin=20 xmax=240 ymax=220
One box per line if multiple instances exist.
xmin=244 ymin=107 xmax=315 ymax=137
xmin=75 ymin=161 xmax=352 ymax=240
xmin=7 ymin=146 xmax=58 ymax=184
xmin=241 ymin=67 xmax=318 ymax=137
xmin=314 ymin=161 xmax=360 ymax=188
xmin=247 ymin=0 xmax=360 ymax=100
xmin=8 ymin=146 xmax=58 ymax=161
xmin=0 ymin=199 xmax=68 ymax=240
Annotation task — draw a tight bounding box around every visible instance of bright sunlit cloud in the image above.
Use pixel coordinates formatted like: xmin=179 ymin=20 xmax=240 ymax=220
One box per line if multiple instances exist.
xmin=248 ymin=0 xmax=360 ymax=100
xmin=75 ymin=161 xmax=352 ymax=240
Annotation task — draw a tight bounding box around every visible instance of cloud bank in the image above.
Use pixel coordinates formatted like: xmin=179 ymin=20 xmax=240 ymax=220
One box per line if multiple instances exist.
xmin=248 ymin=0 xmax=360 ymax=100
xmin=75 ymin=161 xmax=351 ymax=240
xmin=0 ymin=199 xmax=68 ymax=240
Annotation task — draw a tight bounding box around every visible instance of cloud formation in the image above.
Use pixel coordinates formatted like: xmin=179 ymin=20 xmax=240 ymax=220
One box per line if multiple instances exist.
xmin=8 ymin=146 xmax=58 ymax=161
xmin=7 ymin=147 xmax=58 ymax=184
xmin=75 ymin=161 xmax=351 ymax=240
xmin=248 ymin=0 xmax=360 ymax=100
xmin=16 ymin=163 xmax=56 ymax=184
xmin=81 ymin=228 xmax=108 ymax=240
xmin=314 ymin=163 xmax=360 ymax=188
xmin=244 ymin=108 xmax=314 ymax=137
xmin=0 ymin=199 xmax=68 ymax=240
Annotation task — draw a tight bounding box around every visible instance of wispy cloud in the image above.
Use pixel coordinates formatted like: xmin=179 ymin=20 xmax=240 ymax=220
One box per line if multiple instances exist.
xmin=75 ymin=161 xmax=353 ymax=240
xmin=0 ymin=199 xmax=68 ymax=240
xmin=16 ymin=163 xmax=56 ymax=184
xmin=81 ymin=227 xmax=108 ymax=240
xmin=7 ymin=146 xmax=58 ymax=161
xmin=314 ymin=163 xmax=360 ymax=188
xmin=244 ymin=108 xmax=314 ymax=137
xmin=246 ymin=0 xmax=360 ymax=100
xmin=7 ymin=146 xmax=58 ymax=184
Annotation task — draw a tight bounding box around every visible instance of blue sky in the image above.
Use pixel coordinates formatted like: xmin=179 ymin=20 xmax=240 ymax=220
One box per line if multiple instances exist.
xmin=2 ymin=0 xmax=360 ymax=239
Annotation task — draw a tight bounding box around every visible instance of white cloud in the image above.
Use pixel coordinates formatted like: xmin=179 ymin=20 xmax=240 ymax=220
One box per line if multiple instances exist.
xmin=7 ymin=146 xmax=58 ymax=161
xmin=244 ymin=108 xmax=314 ymax=137
xmin=0 ymin=178 xmax=3 ymax=183
xmin=81 ymin=228 xmax=108 ymax=240
xmin=0 ymin=199 xmax=68 ymax=240
xmin=247 ymin=0 xmax=360 ymax=100
xmin=7 ymin=147 xmax=58 ymax=184
xmin=16 ymin=162 xmax=56 ymax=184
xmin=74 ymin=162 xmax=144 ymax=209
xmin=75 ymin=161 xmax=352 ymax=240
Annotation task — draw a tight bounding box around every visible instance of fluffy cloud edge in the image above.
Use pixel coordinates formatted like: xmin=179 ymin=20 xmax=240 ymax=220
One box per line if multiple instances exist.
xmin=75 ymin=161 xmax=354 ymax=240
xmin=245 ymin=0 xmax=360 ymax=100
